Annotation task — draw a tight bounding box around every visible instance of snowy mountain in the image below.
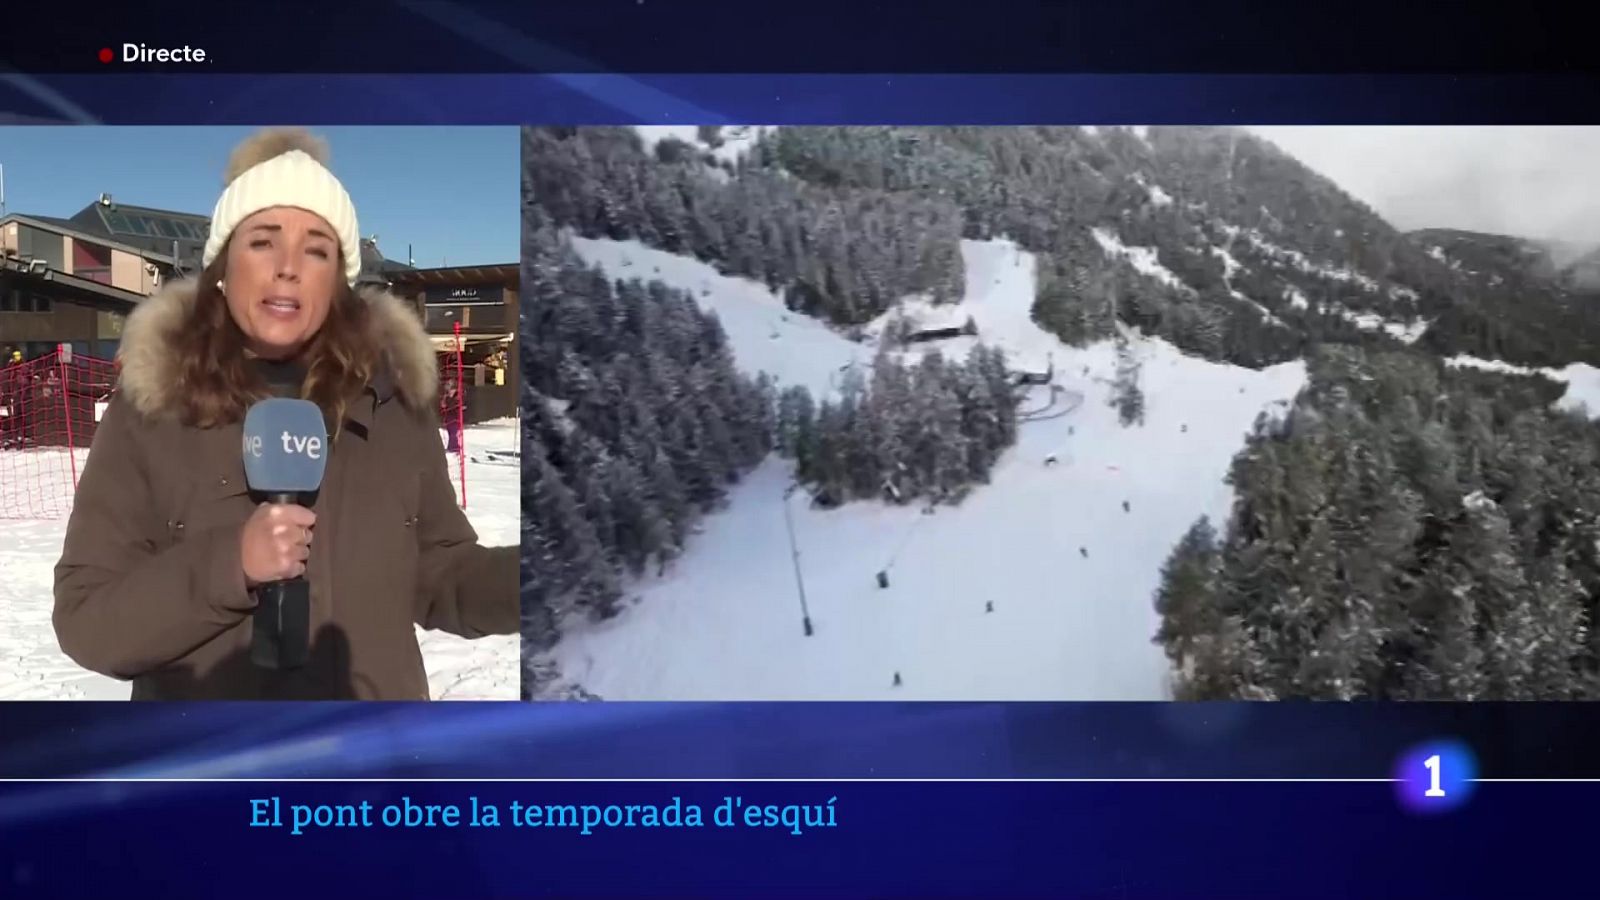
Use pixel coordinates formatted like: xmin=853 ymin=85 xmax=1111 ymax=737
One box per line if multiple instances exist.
xmin=522 ymin=125 xmax=1600 ymax=701
xmin=1399 ymin=227 xmax=1600 ymax=369
xmin=528 ymin=234 xmax=1304 ymax=699
xmin=1557 ymin=244 xmax=1600 ymax=293
xmin=527 ymin=126 xmax=1600 ymax=371
xmin=1410 ymin=228 xmax=1568 ymax=283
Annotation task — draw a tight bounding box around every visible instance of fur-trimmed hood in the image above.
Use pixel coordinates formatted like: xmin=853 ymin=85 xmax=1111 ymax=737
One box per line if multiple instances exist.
xmin=116 ymin=277 xmax=440 ymax=421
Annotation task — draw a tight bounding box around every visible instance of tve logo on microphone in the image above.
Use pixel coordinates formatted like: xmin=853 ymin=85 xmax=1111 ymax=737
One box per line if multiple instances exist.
xmin=242 ymin=399 xmax=329 ymax=495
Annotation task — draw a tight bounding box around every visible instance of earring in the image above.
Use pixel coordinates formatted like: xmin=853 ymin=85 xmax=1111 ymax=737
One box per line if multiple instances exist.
xmin=216 ymin=280 xmax=225 ymax=293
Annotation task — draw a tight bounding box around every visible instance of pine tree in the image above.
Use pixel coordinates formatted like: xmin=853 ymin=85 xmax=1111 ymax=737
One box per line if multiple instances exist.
xmin=776 ymin=385 xmax=807 ymax=458
xmin=869 ymin=352 xmax=912 ymax=499
xmin=1286 ymin=514 xmax=1357 ymax=698
xmin=923 ymin=360 xmax=970 ymax=500
xmin=601 ymin=455 xmax=665 ymax=576
xmin=1153 ymin=517 xmax=1222 ymax=669
xmin=525 ymin=444 xmax=619 ymax=621
xmin=1111 ymin=334 xmax=1146 ymax=427
xmin=1416 ymin=557 xmax=1487 ymax=700
xmin=647 ymin=446 xmax=690 ymax=554
xmin=752 ymin=373 xmax=779 ymax=460
xmin=1176 ymin=614 xmax=1275 ymax=701
xmin=1524 ymin=554 xmax=1587 ymax=699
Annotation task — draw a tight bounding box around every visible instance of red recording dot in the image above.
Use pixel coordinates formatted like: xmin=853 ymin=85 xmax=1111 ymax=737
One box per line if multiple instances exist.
xmin=98 ymin=47 xmax=113 ymax=64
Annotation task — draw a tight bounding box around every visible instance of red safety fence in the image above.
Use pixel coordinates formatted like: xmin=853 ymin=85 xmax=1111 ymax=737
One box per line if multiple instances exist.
xmin=438 ymin=321 xmax=467 ymax=509
xmin=0 ymin=346 xmax=120 ymax=520
xmin=3 ymin=338 xmax=473 ymax=519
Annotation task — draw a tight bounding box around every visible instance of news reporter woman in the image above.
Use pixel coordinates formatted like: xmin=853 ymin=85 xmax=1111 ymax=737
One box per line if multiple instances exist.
xmin=52 ymin=128 xmax=517 ymax=700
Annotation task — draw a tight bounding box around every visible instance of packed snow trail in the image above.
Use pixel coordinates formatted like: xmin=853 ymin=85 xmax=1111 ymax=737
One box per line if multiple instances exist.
xmin=569 ymin=236 xmax=871 ymax=399
xmin=555 ymin=237 xmax=1307 ymax=699
xmin=0 ymin=419 xmax=521 ymax=701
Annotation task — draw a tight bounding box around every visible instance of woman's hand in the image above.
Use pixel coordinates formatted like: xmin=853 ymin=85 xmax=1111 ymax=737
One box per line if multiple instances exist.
xmin=240 ymin=502 xmax=316 ymax=587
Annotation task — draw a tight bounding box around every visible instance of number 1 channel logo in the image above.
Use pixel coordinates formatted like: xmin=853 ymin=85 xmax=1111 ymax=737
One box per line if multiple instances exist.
xmin=1394 ymin=739 xmax=1478 ymax=813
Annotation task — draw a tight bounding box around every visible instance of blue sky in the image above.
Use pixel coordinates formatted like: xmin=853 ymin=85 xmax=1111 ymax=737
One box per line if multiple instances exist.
xmin=0 ymin=126 xmax=518 ymax=267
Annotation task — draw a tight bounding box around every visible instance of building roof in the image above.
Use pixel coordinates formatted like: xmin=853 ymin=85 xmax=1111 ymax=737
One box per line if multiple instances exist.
xmin=30 ymin=215 xmax=81 ymax=231
xmin=6 ymin=201 xmax=411 ymax=281
xmin=386 ymin=263 xmax=518 ymax=287
xmin=0 ymin=256 xmax=146 ymax=309
xmin=67 ymin=198 xmax=209 ymax=273
xmin=1 ymin=213 xmax=182 ymax=265
xmin=357 ymin=238 xmax=415 ymax=286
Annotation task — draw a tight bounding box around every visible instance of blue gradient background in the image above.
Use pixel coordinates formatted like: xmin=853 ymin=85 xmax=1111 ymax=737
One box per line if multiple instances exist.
xmin=0 ymin=703 xmax=1586 ymax=781
xmin=4 ymin=74 xmax=1600 ymax=125
xmin=0 ymin=702 xmax=1590 ymax=896
xmin=0 ymin=0 xmax=1585 ymax=74
xmin=0 ymin=777 xmax=1580 ymax=897
xmin=3 ymin=65 xmax=1598 ymax=896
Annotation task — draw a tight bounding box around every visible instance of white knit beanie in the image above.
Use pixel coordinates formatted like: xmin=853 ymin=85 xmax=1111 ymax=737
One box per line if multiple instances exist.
xmin=203 ymin=128 xmax=363 ymax=287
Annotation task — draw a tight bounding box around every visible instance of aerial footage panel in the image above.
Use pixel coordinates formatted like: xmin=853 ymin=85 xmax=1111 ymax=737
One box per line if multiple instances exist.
xmin=521 ymin=124 xmax=1600 ymax=703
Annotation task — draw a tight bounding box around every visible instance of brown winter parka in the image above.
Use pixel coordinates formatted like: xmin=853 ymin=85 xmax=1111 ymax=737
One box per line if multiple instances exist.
xmin=52 ymin=279 xmax=518 ymax=700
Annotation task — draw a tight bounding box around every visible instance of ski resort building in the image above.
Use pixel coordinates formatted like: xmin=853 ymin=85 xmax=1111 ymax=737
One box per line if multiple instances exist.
xmin=0 ymin=198 xmax=195 ymax=363
xmin=1011 ymin=356 xmax=1055 ymax=386
xmin=905 ymin=324 xmax=974 ymax=344
xmin=0 ymin=196 xmax=412 ymax=365
xmin=384 ymin=262 xmax=519 ymax=424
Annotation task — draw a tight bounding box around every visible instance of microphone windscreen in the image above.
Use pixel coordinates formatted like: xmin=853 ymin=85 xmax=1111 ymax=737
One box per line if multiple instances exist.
xmin=242 ymin=398 xmax=329 ymax=493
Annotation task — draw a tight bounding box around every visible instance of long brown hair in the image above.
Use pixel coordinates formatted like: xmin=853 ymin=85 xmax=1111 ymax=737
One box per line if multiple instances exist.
xmin=168 ymin=256 xmax=379 ymax=434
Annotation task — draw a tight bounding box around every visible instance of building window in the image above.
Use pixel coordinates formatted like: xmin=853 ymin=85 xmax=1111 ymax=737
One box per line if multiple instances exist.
xmin=74 ymin=239 xmax=113 ymax=285
xmin=0 ymin=291 xmax=49 ymax=313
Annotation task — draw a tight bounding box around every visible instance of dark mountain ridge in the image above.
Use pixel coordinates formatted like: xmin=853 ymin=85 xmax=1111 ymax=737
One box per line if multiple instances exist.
xmin=524 ymin=125 xmax=1600 ymax=371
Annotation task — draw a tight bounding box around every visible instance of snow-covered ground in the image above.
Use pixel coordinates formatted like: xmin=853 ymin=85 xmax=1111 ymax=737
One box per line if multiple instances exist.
xmin=552 ymin=237 xmax=1307 ymax=700
xmin=1446 ymin=355 xmax=1600 ymax=418
xmin=633 ymin=125 xmax=774 ymax=166
xmin=1427 ymin=245 xmax=1465 ymax=272
xmin=0 ymin=419 xmax=520 ymax=701
xmin=1339 ymin=309 xmax=1431 ymax=345
xmin=1380 ymin=318 xmax=1431 ymax=345
xmin=1132 ymin=173 xmax=1173 ymax=207
xmin=570 ymin=235 xmax=876 ymax=400
xmin=1241 ymin=229 xmax=1382 ymax=295
xmin=1091 ymin=227 xmax=1195 ymax=296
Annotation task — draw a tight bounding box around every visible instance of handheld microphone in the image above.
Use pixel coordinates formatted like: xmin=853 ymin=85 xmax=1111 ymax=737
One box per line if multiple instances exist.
xmin=241 ymin=398 xmax=329 ymax=670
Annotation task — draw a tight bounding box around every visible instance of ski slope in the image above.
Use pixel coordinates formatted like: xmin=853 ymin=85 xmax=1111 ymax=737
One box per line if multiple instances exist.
xmin=552 ymin=237 xmax=1307 ymax=699
xmin=569 ymin=236 xmax=873 ymax=399
xmin=0 ymin=420 xmax=520 ymax=701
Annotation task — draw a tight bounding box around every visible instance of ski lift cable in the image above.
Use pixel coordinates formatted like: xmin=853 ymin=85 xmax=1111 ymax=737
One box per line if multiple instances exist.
xmin=882 ymin=503 xmax=933 ymax=572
